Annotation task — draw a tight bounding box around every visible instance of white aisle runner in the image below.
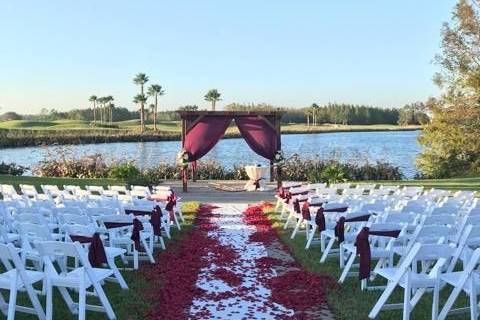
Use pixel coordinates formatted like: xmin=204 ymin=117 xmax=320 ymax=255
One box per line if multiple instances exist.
xmin=189 ymin=203 xmax=294 ymax=319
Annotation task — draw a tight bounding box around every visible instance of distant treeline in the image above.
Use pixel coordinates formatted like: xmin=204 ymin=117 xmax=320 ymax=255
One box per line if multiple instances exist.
xmin=3 ymin=102 xmax=427 ymax=126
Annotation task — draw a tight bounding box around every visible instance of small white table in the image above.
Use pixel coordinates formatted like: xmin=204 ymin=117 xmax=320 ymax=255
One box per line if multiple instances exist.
xmin=244 ymin=165 xmax=270 ymax=191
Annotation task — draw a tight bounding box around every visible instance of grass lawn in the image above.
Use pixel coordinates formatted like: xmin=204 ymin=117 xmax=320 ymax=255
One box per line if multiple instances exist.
xmin=9 ymin=201 xmax=199 ymax=320
xmin=0 ymin=119 xmax=419 ymax=133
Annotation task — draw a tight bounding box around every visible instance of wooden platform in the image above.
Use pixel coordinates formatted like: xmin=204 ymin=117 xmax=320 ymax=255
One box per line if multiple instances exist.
xmin=164 ymin=180 xmax=277 ymax=203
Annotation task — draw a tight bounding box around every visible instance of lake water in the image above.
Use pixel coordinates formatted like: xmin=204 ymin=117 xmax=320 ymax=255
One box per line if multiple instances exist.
xmin=0 ymin=130 xmax=421 ymax=178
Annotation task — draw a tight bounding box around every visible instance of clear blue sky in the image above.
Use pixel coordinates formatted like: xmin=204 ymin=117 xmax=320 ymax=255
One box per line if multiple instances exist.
xmin=0 ymin=0 xmax=456 ymax=114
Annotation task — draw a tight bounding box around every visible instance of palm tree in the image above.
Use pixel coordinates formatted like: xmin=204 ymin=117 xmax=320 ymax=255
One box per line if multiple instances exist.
xmin=104 ymin=96 xmax=114 ymax=124
xmin=133 ymin=73 xmax=150 ymax=132
xmin=204 ymin=89 xmax=221 ymax=111
xmin=108 ymin=103 xmax=115 ymax=124
xmin=148 ymin=104 xmax=155 ymax=122
xmin=133 ymin=94 xmax=148 ymax=131
xmin=305 ymin=109 xmax=311 ymax=126
xmin=311 ymin=103 xmax=319 ymax=126
xmin=147 ymin=84 xmax=165 ymax=131
xmin=96 ymin=97 xmax=106 ymax=123
xmin=89 ymin=95 xmax=97 ymax=125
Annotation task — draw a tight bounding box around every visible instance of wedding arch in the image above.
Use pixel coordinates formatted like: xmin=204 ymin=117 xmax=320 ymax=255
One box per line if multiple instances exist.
xmin=177 ymin=111 xmax=284 ymax=191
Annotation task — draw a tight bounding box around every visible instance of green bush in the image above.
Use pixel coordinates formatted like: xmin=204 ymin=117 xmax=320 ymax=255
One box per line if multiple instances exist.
xmin=0 ymin=162 xmax=27 ymax=176
xmin=108 ymin=162 xmax=141 ymax=181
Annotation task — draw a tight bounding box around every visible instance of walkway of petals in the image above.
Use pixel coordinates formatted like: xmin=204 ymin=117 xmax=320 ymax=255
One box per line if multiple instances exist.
xmin=141 ymin=202 xmax=336 ymax=320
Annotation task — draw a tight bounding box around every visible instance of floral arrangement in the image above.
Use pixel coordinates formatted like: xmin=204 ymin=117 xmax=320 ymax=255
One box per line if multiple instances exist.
xmin=176 ymin=149 xmax=189 ymax=169
xmin=273 ymin=150 xmax=285 ymax=167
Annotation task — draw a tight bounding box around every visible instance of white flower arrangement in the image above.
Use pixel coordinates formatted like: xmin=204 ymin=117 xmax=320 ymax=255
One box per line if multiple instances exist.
xmin=273 ymin=150 xmax=285 ymax=167
xmin=176 ymin=149 xmax=189 ymax=168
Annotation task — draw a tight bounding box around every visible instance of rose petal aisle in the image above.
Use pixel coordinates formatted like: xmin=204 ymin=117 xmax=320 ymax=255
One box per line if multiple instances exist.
xmin=141 ymin=203 xmax=336 ymax=320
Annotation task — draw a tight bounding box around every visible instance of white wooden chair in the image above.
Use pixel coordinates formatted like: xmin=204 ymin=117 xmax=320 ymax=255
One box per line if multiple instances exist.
xmin=368 ymin=243 xmax=455 ymax=320
xmin=437 ymin=247 xmax=480 ymax=320
xmin=0 ymin=243 xmax=46 ymax=320
xmin=36 ymin=241 xmax=117 ymax=320
xmin=64 ymin=224 xmax=128 ymax=289
xmin=99 ymin=214 xmax=155 ymax=269
xmin=338 ymin=222 xmax=406 ymax=288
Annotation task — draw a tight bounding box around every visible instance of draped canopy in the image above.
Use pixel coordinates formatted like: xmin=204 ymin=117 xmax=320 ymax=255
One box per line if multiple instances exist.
xmin=177 ymin=111 xmax=284 ymax=191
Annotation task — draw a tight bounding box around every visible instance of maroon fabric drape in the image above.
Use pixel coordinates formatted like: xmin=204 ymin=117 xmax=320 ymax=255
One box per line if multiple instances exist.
xmin=234 ymin=116 xmax=278 ymax=160
xmin=355 ymin=227 xmax=401 ymax=280
xmin=184 ymin=116 xmax=233 ymax=161
xmin=70 ymin=233 xmax=107 ymax=267
xmin=334 ymin=214 xmax=371 ymax=243
xmin=131 ymin=218 xmax=144 ymax=250
xmin=150 ymin=206 xmax=162 ymax=236
xmin=301 ymin=202 xmax=311 ymax=220
xmin=315 ymin=207 xmax=326 ymax=231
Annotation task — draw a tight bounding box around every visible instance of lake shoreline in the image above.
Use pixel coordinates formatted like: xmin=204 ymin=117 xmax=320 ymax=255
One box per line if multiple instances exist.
xmin=0 ymin=126 xmax=421 ymax=149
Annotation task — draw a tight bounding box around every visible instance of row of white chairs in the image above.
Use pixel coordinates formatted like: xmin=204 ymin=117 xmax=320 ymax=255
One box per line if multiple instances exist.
xmin=0 ymin=183 xmax=185 ymax=320
xmin=275 ymin=182 xmax=480 ymax=319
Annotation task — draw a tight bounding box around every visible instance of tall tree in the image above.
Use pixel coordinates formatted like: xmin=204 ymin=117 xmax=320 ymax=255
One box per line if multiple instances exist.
xmin=133 ymin=94 xmax=148 ymax=130
xmin=418 ymin=0 xmax=480 ymax=178
xmin=104 ymin=96 xmax=114 ymax=124
xmin=147 ymin=84 xmax=165 ymax=130
xmin=133 ymin=73 xmax=149 ymax=132
xmin=88 ymin=95 xmax=97 ymax=125
xmin=97 ymin=97 xmax=106 ymax=123
xmin=204 ymin=89 xmax=221 ymax=111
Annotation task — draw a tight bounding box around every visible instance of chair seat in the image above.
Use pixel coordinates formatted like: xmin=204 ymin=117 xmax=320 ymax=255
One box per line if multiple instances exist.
xmin=105 ymin=246 xmax=126 ymax=257
xmin=0 ymin=269 xmax=44 ymax=289
xmin=343 ymin=243 xmax=392 ymax=258
xmin=441 ymin=272 xmax=480 ymax=295
xmin=377 ymin=267 xmax=438 ymax=288
xmin=51 ymin=267 xmax=114 ymax=287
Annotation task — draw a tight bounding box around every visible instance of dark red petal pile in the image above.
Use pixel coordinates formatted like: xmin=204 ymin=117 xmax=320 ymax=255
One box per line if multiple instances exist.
xmin=141 ymin=204 xmax=219 ymax=320
xmin=243 ymin=203 xmax=338 ymax=318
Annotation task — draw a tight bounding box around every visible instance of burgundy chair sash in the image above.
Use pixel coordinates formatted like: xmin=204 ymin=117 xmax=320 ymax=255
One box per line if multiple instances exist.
xmin=315 ymin=207 xmax=326 ymax=231
xmin=325 ymin=206 xmax=349 ymax=213
xmin=104 ymin=219 xmax=144 ymax=250
xmin=131 ymin=218 xmax=144 ymax=250
xmin=254 ymin=178 xmax=264 ymax=190
xmin=276 ymin=187 xmax=286 ymax=199
xmin=125 ymin=209 xmax=152 ymax=216
xmin=355 ymin=227 xmax=401 ymax=280
xmin=334 ymin=214 xmax=371 ymax=243
xmin=150 ymin=206 xmax=162 ymax=236
xmin=104 ymin=222 xmax=133 ymax=229
xmin=70 ymin=233 xmax=107 ymax=267
xmin=285 ymin=191 xmax=292 ymax=204
xmin=293 ymin=199 xmax=301 ymax=213
xmin=301 ymin=202 xmax=311 ymax=220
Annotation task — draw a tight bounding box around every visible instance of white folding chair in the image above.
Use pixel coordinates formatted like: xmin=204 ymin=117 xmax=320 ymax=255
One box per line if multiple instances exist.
xmin=65 ymin=224 xmax=128 ymax=289
xmin=0 ymin=243 xmax=45 ymax=320
xmin=36 ymin=241 xmax=117 ymax=320
xmin=368 ymin=243 xmax=455 ymax=320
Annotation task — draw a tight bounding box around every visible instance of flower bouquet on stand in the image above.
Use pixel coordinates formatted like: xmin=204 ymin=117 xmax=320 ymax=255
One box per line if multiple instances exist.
xmin=176 ymin=149 xmax=189 ymax=191
xmin=273 ymin=150 xmax=285 ymax=189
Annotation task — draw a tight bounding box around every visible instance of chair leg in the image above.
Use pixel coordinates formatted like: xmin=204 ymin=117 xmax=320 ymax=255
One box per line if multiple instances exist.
xmin=92 ymin=282 xmax=116 ymax=320
xmin=46 ymin=280 xmax=53 ymax=320
xmin=25 ymin=282 xmax=46 ymax=320
xmin=291 ymin=218 xmax=303 ymax=239
xmin=283 ymin=213 xmax=293 ymax=230
xmin=339 ymin=250 xmax=356 ymax=283
xmin=403 ymin=278 xmax=411 ymax=320
xmin=369 ymin=279 xmax=400 ymax=319
xmin=470 ymin=276 xmax=478 ymax=320
xmin=305 ymin=225 xmax=317 ymax=249
xmin=432 ymin=281 xmax=440 ymax=320
xmin=107 ymin=257 xmax=129 ymax=289
xmin=142 ymin=238 xmax=155 ymax=264
xmin=320 ymin=238 xmax=335 ymax=263
xmin=7 ymin=274 xmax=18 ymax=320
xmin=78 ymin=283 xmax=86 ymax=320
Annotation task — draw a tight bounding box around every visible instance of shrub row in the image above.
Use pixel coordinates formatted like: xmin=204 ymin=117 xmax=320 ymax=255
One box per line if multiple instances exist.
xmin=31 ymin=152 xmax=402 ymax=184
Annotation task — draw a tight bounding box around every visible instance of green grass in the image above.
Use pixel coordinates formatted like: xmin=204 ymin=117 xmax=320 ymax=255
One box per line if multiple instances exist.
xmin=0 ymin=119 xmax=418 ymax=133
xmin=8 ymin=201 xmax=199 ymax=320
xmin=266 ymin=208 xmax=471 ymax=319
